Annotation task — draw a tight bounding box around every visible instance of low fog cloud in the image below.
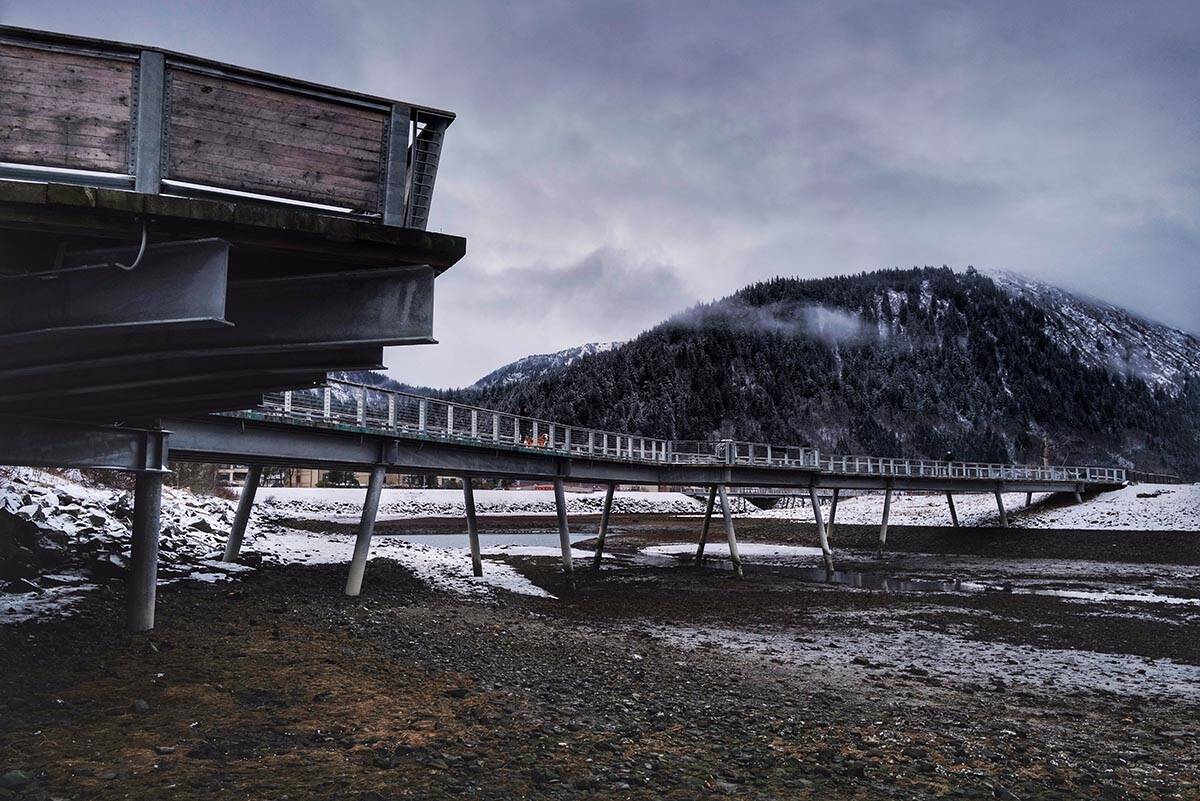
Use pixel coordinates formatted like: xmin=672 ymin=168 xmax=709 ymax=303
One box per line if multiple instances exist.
xmin=673 ymin=300 xmax=875 ymax=345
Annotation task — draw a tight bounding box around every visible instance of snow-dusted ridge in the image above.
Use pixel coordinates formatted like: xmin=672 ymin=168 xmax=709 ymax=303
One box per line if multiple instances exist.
xmin=469 ymin=341 xmax=624 ymax=390
xmin=987 ymin=269 xmax=1200 ymax=394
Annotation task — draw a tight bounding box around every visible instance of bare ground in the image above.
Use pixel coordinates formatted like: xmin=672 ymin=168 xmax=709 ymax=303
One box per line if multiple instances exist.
xmin=1 ymin=515 xmax=1198 ymax=800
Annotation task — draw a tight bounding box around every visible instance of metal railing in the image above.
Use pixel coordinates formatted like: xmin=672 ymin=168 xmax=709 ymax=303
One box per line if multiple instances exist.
xmin=235 ymin=378 xmax=1127 ymax=484
xmin=255 ymin=380 xmax=673 ymax=465
xmin=0 ymin=25 xmax=452 ymax=228
xmin=815 ymin=454 xmax=1126 ymax=484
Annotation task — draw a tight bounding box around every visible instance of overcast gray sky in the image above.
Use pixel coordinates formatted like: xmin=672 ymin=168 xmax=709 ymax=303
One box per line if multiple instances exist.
xmin=6 ymin=1 xmax=1198 ymax=387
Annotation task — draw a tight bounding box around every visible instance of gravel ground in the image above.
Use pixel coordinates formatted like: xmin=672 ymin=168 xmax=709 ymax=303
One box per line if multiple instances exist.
xmin=1 ymin=516 xmax=1198 ymax=800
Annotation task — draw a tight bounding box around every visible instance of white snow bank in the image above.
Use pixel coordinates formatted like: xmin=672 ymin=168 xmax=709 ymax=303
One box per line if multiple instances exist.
xmin=256 ymin=488 xmax=704 ymax=522
xmin=750 ymin=484 xmax=1200 ymax=531
xmin=246 ymin=529 xmax=555 ymax=598
xmin=3 ymin=470 xmax=578 ymax=625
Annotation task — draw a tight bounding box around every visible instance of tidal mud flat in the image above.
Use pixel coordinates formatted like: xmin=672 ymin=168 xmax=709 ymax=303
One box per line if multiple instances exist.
xmin=1 ymin=514 xmax=1198 ymax=800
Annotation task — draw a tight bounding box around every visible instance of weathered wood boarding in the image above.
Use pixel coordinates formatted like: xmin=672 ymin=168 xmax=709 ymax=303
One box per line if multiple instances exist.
xmin=0 ymin=43 xmax=133 ymax=173
xmin=0 ymin=27 xmax=454 ymax=226
xmin=166 ymin=70 xmax=388 ymax=210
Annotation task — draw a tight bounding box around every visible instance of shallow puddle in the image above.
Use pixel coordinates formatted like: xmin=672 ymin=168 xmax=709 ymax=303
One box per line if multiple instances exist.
xmin=644 ymin=546 xmax=1200 ymax=607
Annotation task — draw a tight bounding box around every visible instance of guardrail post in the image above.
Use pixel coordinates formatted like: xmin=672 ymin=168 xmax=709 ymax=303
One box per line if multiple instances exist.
xmin=492 ymin=413 xmax=500 ymax=442
xmin=356 ymin=386 xmax=365 ymax=425
xmin=533 ymin=421 xmax=539 ymax=444
xmin=447 ymin=404 xmax=455 ymax=436
xmin=381 ymin=103 xmax=412 ymax=226
xmin=471 ymin=409 xmax=478 ymax=439
xmin=323 ymin=387 xmax=331 ymax=420
xmin=588 ymin=431 xmax=595 ymax=455
xmin=549 ymin=424 xmax=556 ymax=448
xmin=133 ymin=50 xmax=166 ymax=194
xmin=418 ymin=399 xmax=427 ymax=432
xmin=283 ymin=391 xmax=292 ymax=413
xmin=387 ymin=394 xmax=396 ymax=428
xmin=564 ymin=427 xmax=572 ymax=452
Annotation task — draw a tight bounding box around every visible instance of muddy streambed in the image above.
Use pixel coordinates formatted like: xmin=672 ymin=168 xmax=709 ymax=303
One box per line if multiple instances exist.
xmin=2 ymin=513 xmax=1198 ymax=799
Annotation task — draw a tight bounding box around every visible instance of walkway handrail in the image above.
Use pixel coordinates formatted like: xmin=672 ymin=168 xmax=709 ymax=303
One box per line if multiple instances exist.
xmin=0 ymin=25 xmax=452 ymax=228
xmin=235 ymin=378 xmax=1127 ymax=484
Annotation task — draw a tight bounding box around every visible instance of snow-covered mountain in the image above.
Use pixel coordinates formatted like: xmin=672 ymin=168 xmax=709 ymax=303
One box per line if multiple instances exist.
xmin=468 ymin=341 xmax=623 ymax=391
xmin=988 ymin=270 xmax=1200 ymax=394
xmin=465 ymin=267 xmax=1200 ymax=476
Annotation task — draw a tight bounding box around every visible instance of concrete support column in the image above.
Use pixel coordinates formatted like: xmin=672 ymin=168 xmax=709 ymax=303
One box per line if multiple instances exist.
xmin=994 ymin=490 xmax=1008 ymax=528
xmin=717 ymin=485 xmax=743 ymax=579
xmin=828 ymin=488 xmax=840 ymax=539
xmin=808 ymin=486 xmax=834 ymax=572
xmin=463 ymin=476 xmax=481 ymax=577
xmin=553 ymin=478 xmax=573 ymax=576
xmin=946 ymin=493 xmax=959 ymax=527
xmin=695 ymin=486 xmax=716 ymax=564
xmin=1073 ymin=490 xmax=1083 ymax=504
xmin=127 ymin=471 xmax=164 ymax=632
xmin=1025 ymin=492 xmax=1033 ymax=507
xmin=877 ymin=487 xmax=892 ymax=558
xmin=345 ymin=465 xmax=386 ymax=596
xmin=223 ymin=464 xmax=262 ymax=562
xmin=592 ymin=482 xmax=616 ymax=570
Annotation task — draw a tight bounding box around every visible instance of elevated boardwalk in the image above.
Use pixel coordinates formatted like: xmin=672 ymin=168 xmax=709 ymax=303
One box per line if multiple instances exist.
xmin=154 ymin=377 xmax=1128 ymax=616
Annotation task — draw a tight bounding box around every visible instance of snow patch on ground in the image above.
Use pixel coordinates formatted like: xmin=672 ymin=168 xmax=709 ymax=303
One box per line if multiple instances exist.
xmin=750 ymin=484 xmax=1200 ymax=531
xmin=257 ymin=488 xmax=704 ymax=522
xmin=245 ymin=529 xmax=555 ymax=599
xmin=1 ymin=580 xmax=98 ymax=624
xmin=648 ymin=616 xmax=1200 ymax=702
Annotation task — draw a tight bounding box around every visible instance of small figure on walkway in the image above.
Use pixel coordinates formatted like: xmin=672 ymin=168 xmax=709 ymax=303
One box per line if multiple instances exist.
xmin=538 ymin=432 xmax=549 ymax=448
xmin=519 ymin=403 xmax=533 ymax=446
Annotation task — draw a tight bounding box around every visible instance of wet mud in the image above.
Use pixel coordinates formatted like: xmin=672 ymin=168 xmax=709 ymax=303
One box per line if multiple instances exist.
xmin=1 ymin=515 xmax=1197 ymax=800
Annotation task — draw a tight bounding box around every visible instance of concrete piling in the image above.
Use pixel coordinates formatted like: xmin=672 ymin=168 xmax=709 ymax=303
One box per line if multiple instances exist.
xmin=344 ymin=464 xmax=386 ymax=596
xmin=946 ymin=493 xmax=959 ymax=527
xmin=828 ymin=488 xmax=840 ymax=539
xmin=995 ymin=490 xmax=1008 ymax=528
xmin=592 ymin=482 xmax=615 ymax=570
xmin=1025 ymin=491 xmax=1033 ymax=507
xmin=127 ymin=470 xmax=164 ymax=632
xmin=463 ymin=476 xmax=481 ymax=577
xmin=877 ymin=487 xmax=892 ymax=558
xmin=553 ymin=478 xmax=573 ymax=576
xmin=808 ymin=486 xmax=834 ymax=572
xmin=222 ymin=464 xmax=262 ymax=562
xmin=695 ymin=486 xmax=716 ymax=564
xmin=716 ymin=485 xmax=743 ymax=579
